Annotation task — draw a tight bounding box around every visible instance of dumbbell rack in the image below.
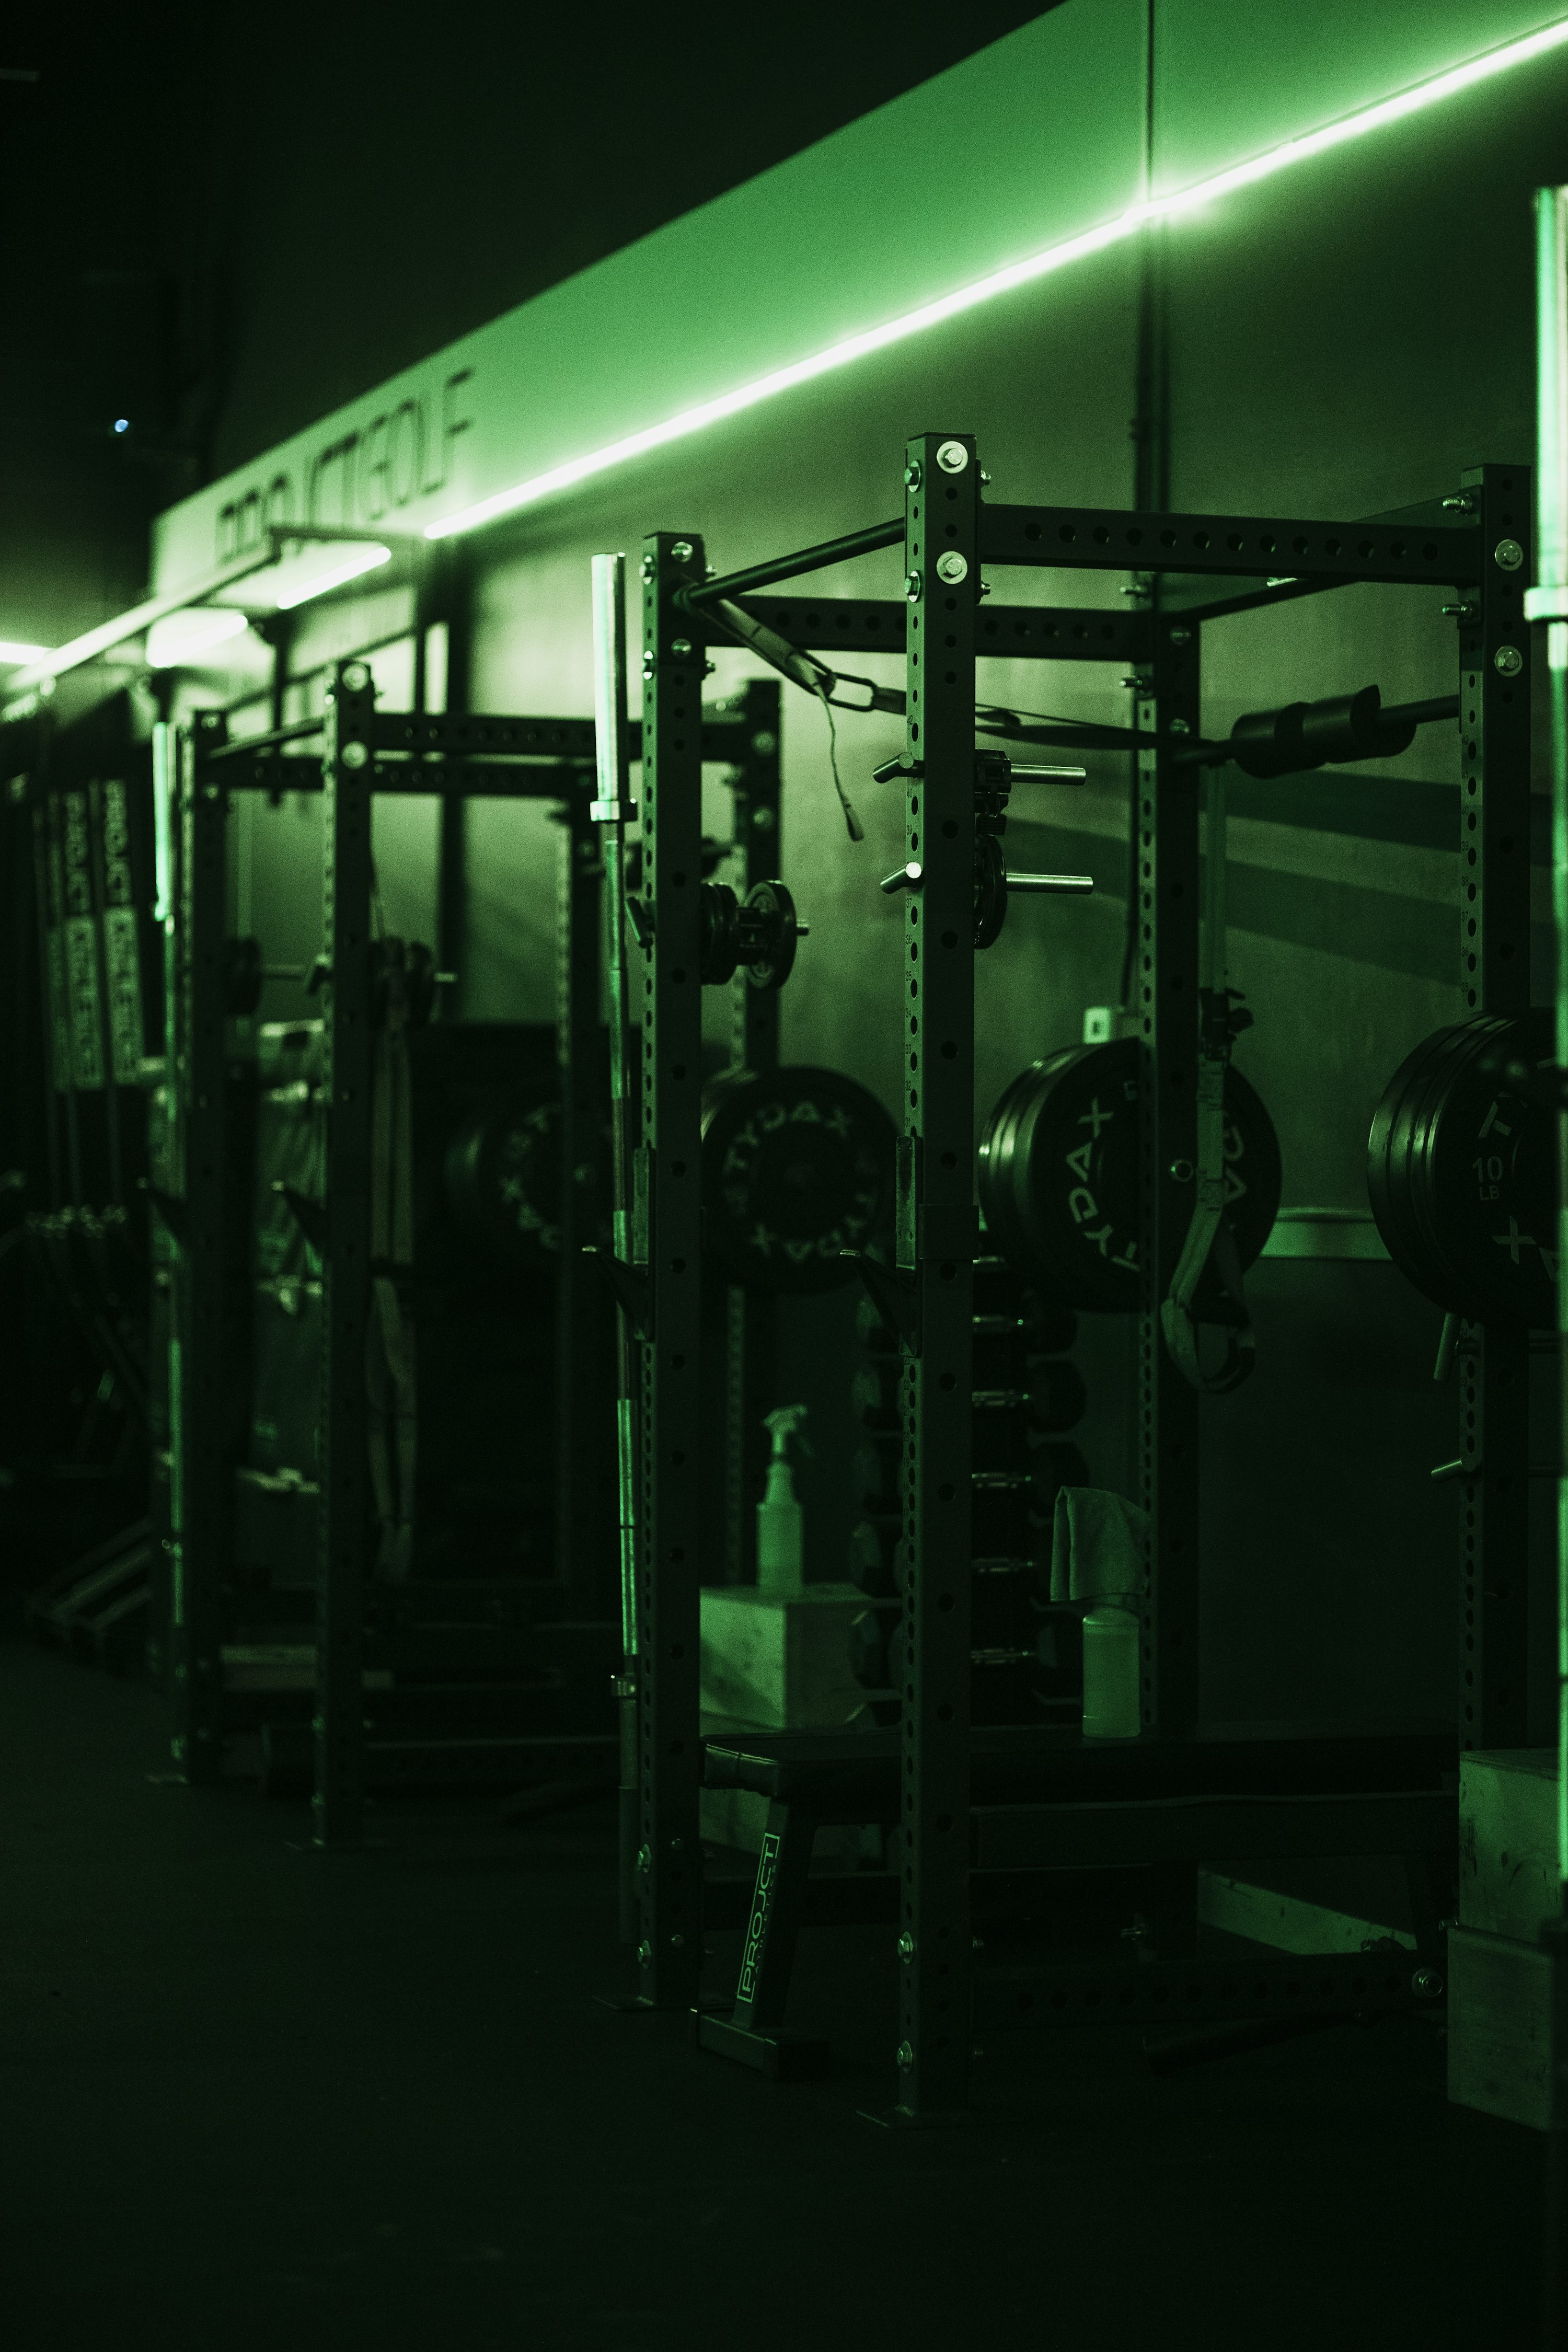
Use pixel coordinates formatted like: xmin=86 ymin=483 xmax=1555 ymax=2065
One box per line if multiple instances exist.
xmin=155 ymin=659 xmax=775 ymax=1840
xmin=631 ymin=441 xmax=1521 ymax=2118
xmin=1 ymin=694 xmax=160 ymax=1663
xmin=848 ymin=1263 xmax=1089 ymax=1723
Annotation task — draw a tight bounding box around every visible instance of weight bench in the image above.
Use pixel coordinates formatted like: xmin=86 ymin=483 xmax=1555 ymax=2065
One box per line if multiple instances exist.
xmin=696 ymin=1724 xmax=1456 ymax=2079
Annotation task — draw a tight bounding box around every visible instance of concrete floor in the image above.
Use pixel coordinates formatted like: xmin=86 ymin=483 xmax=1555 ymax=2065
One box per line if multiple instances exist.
xmin=0 ymin=1636 xmax=1541 ymax=2351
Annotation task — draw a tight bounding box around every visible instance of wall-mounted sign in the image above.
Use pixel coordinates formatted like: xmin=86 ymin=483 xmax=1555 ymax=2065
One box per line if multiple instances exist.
xmin=213 ymin=367 xmax=476 ymax=563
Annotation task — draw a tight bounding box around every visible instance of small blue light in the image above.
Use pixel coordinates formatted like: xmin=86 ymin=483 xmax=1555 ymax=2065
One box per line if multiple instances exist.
xmin=112 ymin=418 xmax=129 ymax=434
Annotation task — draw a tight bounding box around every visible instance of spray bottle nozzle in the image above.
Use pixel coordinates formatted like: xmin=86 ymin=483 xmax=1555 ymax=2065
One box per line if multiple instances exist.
xmin=758 ymin=1405 xmax=809 ymax=1596
xmin=764 ymin=1403 xmax=811 ymax=1460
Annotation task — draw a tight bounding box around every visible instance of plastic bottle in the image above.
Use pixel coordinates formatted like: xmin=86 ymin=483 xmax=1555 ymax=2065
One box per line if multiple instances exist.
xmin=756 ymin=1404 xmax=809 ymax=1597
xmin=1082 ymin=1607 xmax=1141 ymax=1739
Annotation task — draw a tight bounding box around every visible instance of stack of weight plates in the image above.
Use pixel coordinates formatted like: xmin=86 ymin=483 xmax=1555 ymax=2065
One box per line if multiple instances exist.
xmin=978 ymin=1039 xmax=1282 ymax=1311
xmin=1367 ymin=1010 xmax=1554 ymax=1325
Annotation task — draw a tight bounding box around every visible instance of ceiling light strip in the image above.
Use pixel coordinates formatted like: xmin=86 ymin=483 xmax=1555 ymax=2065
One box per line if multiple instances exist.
xmin=427 ymin=13 xmax=1568 ymax=544
xmin=4 ymin=534 xmax=405 ymax=705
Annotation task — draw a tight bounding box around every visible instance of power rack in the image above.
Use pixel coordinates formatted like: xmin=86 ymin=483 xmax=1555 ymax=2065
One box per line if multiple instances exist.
xmin=626 ymin=440 xmax=1527 ymax=2118
xmin=155 ymin=658 xmax=779 ymax=1841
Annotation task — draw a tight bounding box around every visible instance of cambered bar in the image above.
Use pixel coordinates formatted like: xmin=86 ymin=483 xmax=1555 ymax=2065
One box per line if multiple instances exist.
xmin=982 ymin=502 xmax=1483 ymax=587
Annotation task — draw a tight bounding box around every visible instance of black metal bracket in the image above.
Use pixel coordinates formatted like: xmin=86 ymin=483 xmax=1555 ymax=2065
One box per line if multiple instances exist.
xmin=582 ymin=1246 xmax=651 ymax=1336
xmin=841 ymin=1252 xmax=921 ymax=1354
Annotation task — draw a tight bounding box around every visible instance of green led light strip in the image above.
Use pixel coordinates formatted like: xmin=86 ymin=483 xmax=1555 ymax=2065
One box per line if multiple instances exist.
xmin=426 ymin=13 xmax=1568 ymax=545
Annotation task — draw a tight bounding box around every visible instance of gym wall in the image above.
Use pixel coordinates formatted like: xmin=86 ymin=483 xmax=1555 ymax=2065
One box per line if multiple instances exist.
xmin=148 ymin=2 xmax=1568 ymax=1740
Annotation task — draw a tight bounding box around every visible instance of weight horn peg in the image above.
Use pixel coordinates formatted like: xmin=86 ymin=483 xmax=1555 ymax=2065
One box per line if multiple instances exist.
xmin=700 ymin=877 xmax=806 ymax=988
xmin=882 ymin=853 xmax=1092 ymax=947
xmin=737 ymin=877 xmax=805 ymax=990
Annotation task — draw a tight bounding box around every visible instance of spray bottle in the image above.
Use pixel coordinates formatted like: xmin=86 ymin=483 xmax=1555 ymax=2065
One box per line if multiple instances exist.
xmin=756 ymin=1404 xmax=810 ymax=1598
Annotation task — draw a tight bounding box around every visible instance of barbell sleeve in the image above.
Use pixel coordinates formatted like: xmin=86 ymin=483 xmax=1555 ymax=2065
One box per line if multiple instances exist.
xmin=1005 ymin=872 xmax=1094 ymax=895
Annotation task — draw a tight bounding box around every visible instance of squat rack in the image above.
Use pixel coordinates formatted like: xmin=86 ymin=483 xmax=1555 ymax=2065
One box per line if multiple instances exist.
xmin=628 ymin=436 xmax=1524 ymax=2118
xmin=156 ymin=656 xmax=778 ymax=1841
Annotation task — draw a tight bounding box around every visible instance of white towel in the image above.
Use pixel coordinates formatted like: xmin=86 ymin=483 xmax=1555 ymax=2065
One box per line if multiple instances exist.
xmin=1049 ymin=1486 xmax=1150 ymax=1613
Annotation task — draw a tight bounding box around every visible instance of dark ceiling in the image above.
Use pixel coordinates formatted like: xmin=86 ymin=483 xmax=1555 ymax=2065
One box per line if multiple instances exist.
xmin=0 ymin=1 xmax=1062 ymax=641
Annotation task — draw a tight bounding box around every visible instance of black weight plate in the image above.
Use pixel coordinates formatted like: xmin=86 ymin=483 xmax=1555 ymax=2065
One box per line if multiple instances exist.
xmin=1367 ymin=1010 xmax=1554 ymax=1324
xmin=1367 ymin=1021 xmax=1478 ymax=1296
xmin=1408 ymin=1015 xmax=1555 ymax=1323
xmin=978 ymin=1039 xmax=1282 ymax=1312
xmin=443 ymin=1092 xmax=562 ymax=1269
xmin=701 ymin=1064 xmax=896 ymax=1293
